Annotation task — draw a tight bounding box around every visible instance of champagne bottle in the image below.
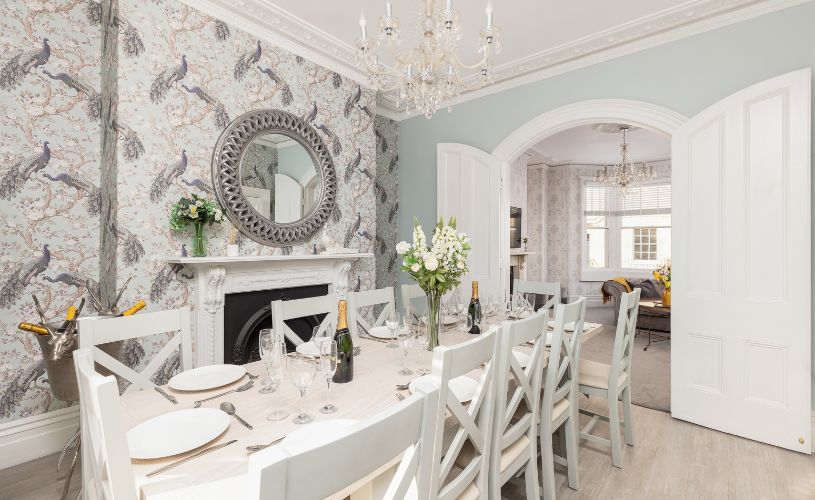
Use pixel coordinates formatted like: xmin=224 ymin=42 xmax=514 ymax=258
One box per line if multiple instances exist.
xmin=119 ymin=300 xmax=146 ymax=317
xmin=468 ymin=281 xmax=482 ymax=335
xmin=332 ymin=300 xmax=354 ymax=384
xmin=18 ymin=322 xmax=50 ymax=335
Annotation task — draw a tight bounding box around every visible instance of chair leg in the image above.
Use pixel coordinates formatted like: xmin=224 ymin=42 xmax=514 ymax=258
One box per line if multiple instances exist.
xmin=564 ymin=415 xmax=579 ymax=490
xmin=608 ymin=396 xmax=623 ymax=468
xmin=540 ymin=430 xmax=556 ymax=500
xmin=622 ymin=385 xmax=634 ymax=446
xmin=525 ymin=447 xmax=540 ymax=500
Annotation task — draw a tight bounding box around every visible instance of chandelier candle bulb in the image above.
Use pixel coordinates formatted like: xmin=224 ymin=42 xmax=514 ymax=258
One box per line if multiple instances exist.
xmin=486 ymin=6 xmax=493 ymax=27
xmin=385 ymin=2 xmax=392 ymax=17
xmin=447 ymin=0 xmax=453 ymax=11
xmin=359 ymin=10 xmax=367 ymax=39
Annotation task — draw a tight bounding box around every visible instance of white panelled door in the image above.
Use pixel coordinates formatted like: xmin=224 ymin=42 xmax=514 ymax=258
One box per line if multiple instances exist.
xmin=437 ymin=143 xmax=502 ymax=299
xmin=672 ymin=69 xmax=811 ymax=452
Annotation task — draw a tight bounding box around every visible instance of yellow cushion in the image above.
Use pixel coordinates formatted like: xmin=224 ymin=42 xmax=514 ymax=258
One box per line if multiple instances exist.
xmin=579 ymin=359 xmax=628 ymax=390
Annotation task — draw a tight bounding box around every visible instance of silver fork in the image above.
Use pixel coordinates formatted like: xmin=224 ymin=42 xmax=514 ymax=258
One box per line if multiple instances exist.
xmin=245 ymin=435 xmax=287 ymax=454
xmin=193 ymin=380 xmax=254 ymax=408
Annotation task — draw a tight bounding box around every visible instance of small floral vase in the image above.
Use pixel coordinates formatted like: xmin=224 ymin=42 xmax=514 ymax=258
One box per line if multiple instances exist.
xmin=661 ymin=288 xmax=671 ymax=306
xmin=425 ymin=289 xmax=442 ymax=351
xmin=192 ymin=221 xmax=207 ymax=257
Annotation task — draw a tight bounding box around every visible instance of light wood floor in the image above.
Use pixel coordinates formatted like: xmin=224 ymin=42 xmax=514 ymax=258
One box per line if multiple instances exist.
xmin=2 ymin=399 xmax=813 ymax=499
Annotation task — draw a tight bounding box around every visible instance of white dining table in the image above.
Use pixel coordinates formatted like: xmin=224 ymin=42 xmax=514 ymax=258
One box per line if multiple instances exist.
xmin=120 ymin=318 xmax=604 ymax=499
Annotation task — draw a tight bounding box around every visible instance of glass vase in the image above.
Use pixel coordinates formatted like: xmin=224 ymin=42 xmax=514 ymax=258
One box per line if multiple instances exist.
xmin=192 ymin=221 xmax=207 ymax=257
xmin=425 ymin=289 xmax=442 ymax=351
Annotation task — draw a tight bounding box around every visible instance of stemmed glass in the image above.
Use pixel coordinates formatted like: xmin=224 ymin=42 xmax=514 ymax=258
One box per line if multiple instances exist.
xmin=385 ymin=310 xmax=400 ymax=349
xmin=398 ymin=322 xmax=414 ymax=376
xmin=290 ymin=355 xmax=317 ymax=424
xmin=259 ymin=329 xmax=279 ymax=395
xmin=413 ymin=317 xmax=431 ymax=375
xmin=318 ymin=340 xmax=338 ymax=414
xmin=259 ymin=329 xmax=289 ymax=421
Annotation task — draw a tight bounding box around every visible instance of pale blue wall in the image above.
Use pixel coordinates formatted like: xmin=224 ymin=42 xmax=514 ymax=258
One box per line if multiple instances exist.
xmin=398 ymin=1 xmax=815 ymax=400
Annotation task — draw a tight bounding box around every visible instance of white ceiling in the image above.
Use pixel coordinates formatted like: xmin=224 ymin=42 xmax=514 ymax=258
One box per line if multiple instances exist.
xmin=532 ymin=124 xmax=671 ymax=165
xmin=187 ymin=0 xmax=802 ymax=118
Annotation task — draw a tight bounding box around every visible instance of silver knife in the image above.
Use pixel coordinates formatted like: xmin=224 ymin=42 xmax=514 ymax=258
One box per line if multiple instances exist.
xmin=146 ymin=440 xmax=237 ymax=477
xmin=154 ymin=386 xmax=177 ymax=405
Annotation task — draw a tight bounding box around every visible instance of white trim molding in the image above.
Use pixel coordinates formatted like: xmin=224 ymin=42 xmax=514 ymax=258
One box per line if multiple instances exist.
xmin=0 ymin=405 xmax=79 ymax=469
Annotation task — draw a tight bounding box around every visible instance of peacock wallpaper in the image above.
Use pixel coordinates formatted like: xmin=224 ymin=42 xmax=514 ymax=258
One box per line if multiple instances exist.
xmin=0 ymin=0 xmax=400 ymax=425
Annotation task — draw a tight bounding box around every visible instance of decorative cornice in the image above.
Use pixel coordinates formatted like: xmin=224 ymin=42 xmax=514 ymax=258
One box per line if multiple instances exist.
xmin=185 ymin=0 xmax=809 ymax=120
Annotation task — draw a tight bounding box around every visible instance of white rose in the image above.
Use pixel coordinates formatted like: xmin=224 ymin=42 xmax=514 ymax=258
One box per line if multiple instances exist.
xmin=410 ymin=263 xmax=421 ymax=272
xmin=396 ymin=241 xmax=411 ymax=254
xmin=425 ymin=255 xmax=439 ymax=271
xmin=457 ymin=260 xmax=465 ymax=269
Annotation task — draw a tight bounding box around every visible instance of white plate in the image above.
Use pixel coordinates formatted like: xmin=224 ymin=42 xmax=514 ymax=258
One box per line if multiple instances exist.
xmin=409 ymin=374 xmax=478 ymax=403
xmin=296 ymin=342 xmax=321 ymax=357
xmin=168 ymin=364 xmax=246 ymax=392
xmin=367 ymin=325 xmax=393 ymax=339
xmin=127 ymin=408 xmax=229 ymax=460
xmin=280 ymin=419 xmax=358 ymax=453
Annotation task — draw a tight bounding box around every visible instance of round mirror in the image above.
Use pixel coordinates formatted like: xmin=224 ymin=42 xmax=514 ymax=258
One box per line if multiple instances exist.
xmin=239 ymin=132 xmax=320 ymax=224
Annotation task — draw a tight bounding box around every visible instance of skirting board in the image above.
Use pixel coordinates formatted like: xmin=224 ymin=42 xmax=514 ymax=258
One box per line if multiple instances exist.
xmin=0 ymin=406 xmax=79 ymax=469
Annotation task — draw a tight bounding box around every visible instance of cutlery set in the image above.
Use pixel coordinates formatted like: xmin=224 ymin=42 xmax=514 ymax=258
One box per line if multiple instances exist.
xmin=193 ymin=380 xmax=255 ymax=408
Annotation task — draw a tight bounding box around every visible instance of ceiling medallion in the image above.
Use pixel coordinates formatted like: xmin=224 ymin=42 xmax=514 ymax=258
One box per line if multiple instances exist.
xmin=355 ymin=0 xmax=502 ymax=119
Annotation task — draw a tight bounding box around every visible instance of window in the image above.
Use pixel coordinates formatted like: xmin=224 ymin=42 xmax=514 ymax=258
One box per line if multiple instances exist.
xmin=583 ymin=180 xmax=671 ymax=277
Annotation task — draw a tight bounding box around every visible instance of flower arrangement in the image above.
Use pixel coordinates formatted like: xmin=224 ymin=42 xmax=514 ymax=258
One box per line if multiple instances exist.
xmin=397 ymin=217 xmax=471 ymax=349
xmin=170 ymin=194 xmax=224 ymax=257
xmin=653 ymin=261 xmax=671 ymax=289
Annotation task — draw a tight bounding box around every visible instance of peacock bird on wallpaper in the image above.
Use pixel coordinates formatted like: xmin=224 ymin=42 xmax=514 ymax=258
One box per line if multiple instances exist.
xmin=303 ymin=101 xmax=318 ymax=124
xmin=257 ymin=65 xmax=293 ymax=106
xmin=0 ymin=141 xmax=51 ymax=200
xmin=0 ymin=244 xmax=51 ymax=309
xmin=42 ymin=171 xmax=101 ymax=215
xmin=345 ymin=149 xmax=362 ymax=183
xmin=0 ymin=37 xmax=50 ymax=90
xmin=42 ymin=68 xmax=101 ymax=120
xmin=42 ymin=272 xmax=100 ymax=300
xmin=150 ymin=149 xmax=188 ymax=203
xmin=182 ymin=177 xmax=215 ymax=195
xmin=0 ymin=360 xmax=45 ymax=419
xmin=112 ymin=224 xmax=146 ymax=266
xmin=344 ymin=85 xmax=361 ymax=118
xmin=316 ymin=123 xmax=342 ymax=157
xmin=150 ymin=54 xmax=187 ymax=103
xmin=234 ymin=40 xmax=261 ymax=81
xmin=114 ymin=121 xmax=145 ymax=161
xmin=181 ymin=83 xmax=230 ymax=129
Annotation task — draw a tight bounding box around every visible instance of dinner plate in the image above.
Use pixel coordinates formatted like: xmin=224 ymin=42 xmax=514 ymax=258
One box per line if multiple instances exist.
xmin=280 ymin=419 xmax=358 ymax=453
xmin=168 ymin=364 xmax=246 ymax=392
xmin=409 ymin=374 xmax=478 ymax=403
xmin=127 ymin=408 xmax=229 ymax=460
xmin=367 ymin=325 xmax=393 ymax=339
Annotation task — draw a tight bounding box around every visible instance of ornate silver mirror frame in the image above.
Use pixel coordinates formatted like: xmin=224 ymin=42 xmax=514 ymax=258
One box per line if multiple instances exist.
xmin=211 ymin=109 xmax=337 ymax=246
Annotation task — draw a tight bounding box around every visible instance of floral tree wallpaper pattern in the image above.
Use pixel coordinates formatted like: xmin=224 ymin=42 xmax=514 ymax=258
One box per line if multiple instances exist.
xmin=374 ymin=116 xmax=399 ymax=290
xmin=0 ymin=0 xmax=391 ymax=424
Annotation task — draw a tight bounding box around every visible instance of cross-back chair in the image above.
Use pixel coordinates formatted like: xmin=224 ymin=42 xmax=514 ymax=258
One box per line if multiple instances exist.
xmin=539 ymin=298 xmax=586 ymax=500
xmin=348 ymin=287 xmax=396 ymax=337
xmin=578 ymin=288 xmax=641 ymax=468
xmin=428 ymin=327 xmax=499 ymax=500
xmin=400 ymin=284 xmax=427 ymax=320
xmin=271 ymin=294 xmax=337 ymax=346
xmin=77 ymin=307 xmax=193 ymax=393
xmin=489 ymin=310 xmax=548 ymax=499
xmin=74 ymin=348 xmax=136 ymax=500
xmin=248 ymin=385 xmax=440 ymax=500
xmin=513 ymin=279 xmax=560 ymax=312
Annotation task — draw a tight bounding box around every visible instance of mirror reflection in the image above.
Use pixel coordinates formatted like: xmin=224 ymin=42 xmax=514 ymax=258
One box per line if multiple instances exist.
xmin=239 ymin=132 xmax=320 ymax=223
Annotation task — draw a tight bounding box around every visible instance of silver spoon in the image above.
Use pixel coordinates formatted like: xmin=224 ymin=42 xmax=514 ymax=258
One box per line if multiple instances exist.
xmin=193 ymin=380 xmax=254 ymax=408
xmin=220 ymin=402 xmax=253 ymax=430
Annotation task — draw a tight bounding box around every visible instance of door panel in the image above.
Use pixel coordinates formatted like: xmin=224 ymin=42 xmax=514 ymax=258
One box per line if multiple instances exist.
xmin=672 ymin=69 xmax=811 ymax=452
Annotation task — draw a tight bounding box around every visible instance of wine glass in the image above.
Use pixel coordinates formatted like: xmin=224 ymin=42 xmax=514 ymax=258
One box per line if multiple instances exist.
xmin=385 ymin=310 xmax=400 ymax=349
xmin=398 ymin=323 xmax=414 ymax=376
xmin=265 ymin=337 xmax=289 ymax=421
xmin=414 ymin=317 xmax=431 ymax=375
xmin=318 ymin=340 xmax=338 ymax=414
xmin=290 ymin=355 xmax=317 ymax=424
xmin=258 ymin=329 xmax=279 ymax=395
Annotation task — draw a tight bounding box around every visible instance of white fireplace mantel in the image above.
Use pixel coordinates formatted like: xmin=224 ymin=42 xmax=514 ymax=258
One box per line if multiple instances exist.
xmin=165 ymin=253 xmax=373 ymax=366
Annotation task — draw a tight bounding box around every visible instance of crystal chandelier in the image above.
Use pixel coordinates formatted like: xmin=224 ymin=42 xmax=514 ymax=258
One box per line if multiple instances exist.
xmin=594 ymin=125 xmax=654 ymax=194
xmin=355 ymin=1 xmax=502 ymax=119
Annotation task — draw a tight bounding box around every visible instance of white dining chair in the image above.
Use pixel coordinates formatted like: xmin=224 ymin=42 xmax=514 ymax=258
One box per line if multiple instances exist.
xmin=77 ymin=307 xmax=193 ymax=393
xmin=248 ymin=385 xmax=441 ymax=500
xmin=400 ymin=283 xmax=427 ymax=320
xmin=539 ymin=298 xmax=586 ymax=500
xmin=578 ymin=288 xmax=641 ymax=468
xmin=429 ymin=327 xmax=499 ymax=500
xmin=348 ymin=287 xmax=396 ymax=337
xmin=488 ymin=311 xmax=548 ymax=499
xmin=271 ymin=294 xmax=337 ymax=346
xmin=74 ymin=348 xmax=136 ymax=500
xmin=513 ymin=279 xmax=560 ymax=312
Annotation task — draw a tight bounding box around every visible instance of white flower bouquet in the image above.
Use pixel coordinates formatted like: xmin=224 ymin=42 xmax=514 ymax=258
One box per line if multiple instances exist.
xmin=396 ymin=217 xmax=471 ymax=348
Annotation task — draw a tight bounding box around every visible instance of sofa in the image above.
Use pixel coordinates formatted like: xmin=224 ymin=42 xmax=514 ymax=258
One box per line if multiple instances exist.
xmin=601 ymin=278 xmax=670 ymax=333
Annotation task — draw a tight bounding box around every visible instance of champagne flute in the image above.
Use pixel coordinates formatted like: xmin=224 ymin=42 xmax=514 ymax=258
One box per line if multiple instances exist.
xmin=385 ymin=310 xmax=400 ymax=349
xmin=265 ymin=337 xmax=289 ymax=421
xmin=258 ymin=329 xmax=278 ymax=395
xmin=290 ymin=355 xmax=317 ymax=424
xmin=318 ymin=340 xmax=338 ymax=414
xmin=398 ymin=323 xmax=414 ymax=376
xmin=414 ymin=318 xmax=431 ymax=375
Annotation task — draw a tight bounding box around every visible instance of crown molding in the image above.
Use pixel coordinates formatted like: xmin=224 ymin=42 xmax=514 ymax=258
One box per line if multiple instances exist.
xmin=184 ymin=0 xmax=809 ymax=120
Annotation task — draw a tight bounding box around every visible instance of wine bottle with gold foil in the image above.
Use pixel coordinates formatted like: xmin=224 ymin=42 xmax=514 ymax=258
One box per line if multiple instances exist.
xmin=467 ymin=281 xmax=482 ymax=335
xmin=332 ymin=300 xmax=354 ymax=384
xmin=18 ymin=322 xmax=50 ymax=335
